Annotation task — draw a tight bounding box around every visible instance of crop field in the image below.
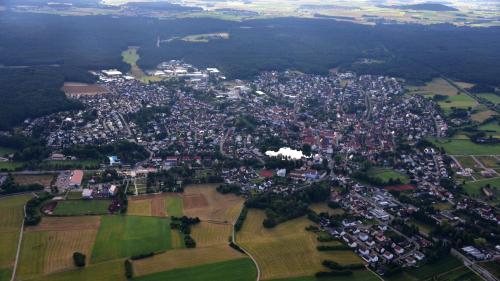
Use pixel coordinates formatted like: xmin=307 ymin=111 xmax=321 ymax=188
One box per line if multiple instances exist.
xmin=26 ymin=216 xmax=101 ymax=232
xmin=191 ymin=222 xmax=232 ymax=247
xmin=132 ymin=244 xmax=246 ymax=277
xmin=267 ymin=270 xmax=379 ymax=281
xmin=478 ymin=93 xmax=500 ymax=104
xmin=91 ymin=215 xmax=173 ymax=262
xmin=28 ymin=259 xmax=127 ymax=281
xmin=17 ymin=229 xmax=99 ymax=279
xmin=133 ymin=258 xmax=256 ymax=281
xmin=52 ymin=200 xmax=111 ymax=216
xmin=367 ymin=167 xmax=409 ymax=183
xmin=237 ymin=210 xmax=362 ymax=280
xmin=463 ymin=177 xmax=500 ymax=197
xmin=430 ymin=138 xmax=500 ymax=155
xmin=0 ymin=194 xmax=33 ymax=272
xmin=13 ymin=174 xmax=55 ymax=187
xmin=165 ymin=195 xmax=183 ymax=217
xmin=128 ymin=198 xmax=152 ymax=216
xmin=182 ymin=184 xmax=244 ymax=223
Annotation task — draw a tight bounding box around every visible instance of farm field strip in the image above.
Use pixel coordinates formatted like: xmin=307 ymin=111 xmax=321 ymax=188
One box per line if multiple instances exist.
xmin=191 ymin=221 xmax=232 ymax=247
xmin=131 ymin=244 xmax=246 ymax=277
xmin=52 ymin=200 xmax=111 ymax=216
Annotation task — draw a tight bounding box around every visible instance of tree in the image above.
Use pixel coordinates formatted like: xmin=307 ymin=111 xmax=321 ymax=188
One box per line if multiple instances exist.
xmin=73 ymin=252 xmax=86 ymax=267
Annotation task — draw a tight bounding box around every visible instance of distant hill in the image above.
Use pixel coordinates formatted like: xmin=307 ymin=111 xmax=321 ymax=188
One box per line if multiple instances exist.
xmin=383 ymin=3 xmax=458 ymax=11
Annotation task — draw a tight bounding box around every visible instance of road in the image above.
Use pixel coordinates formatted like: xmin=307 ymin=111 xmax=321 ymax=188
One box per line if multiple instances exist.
xmin=451 ymin=248 xmax=498 ymax=281
xmin=10 ymin=205 xmax=26 ymax=281
xmin=231 ymin=207 xmax=260 ymax=281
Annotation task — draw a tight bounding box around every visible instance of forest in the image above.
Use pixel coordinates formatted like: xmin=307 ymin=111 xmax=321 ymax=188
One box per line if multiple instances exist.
xmin=1 ymin=12 xmax=500 ymax=128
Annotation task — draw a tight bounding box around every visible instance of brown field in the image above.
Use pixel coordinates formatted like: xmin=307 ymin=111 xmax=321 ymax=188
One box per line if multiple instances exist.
xmin=131 ymin=244 xmax=245 ymax=277
xmin=62 ymin=83 xmax=109 ymax=97
xmin=13 ymin=174 xmax=55 ymax=187
xmin=182 ymin=184 xmax=244 ymax=223
xmin=17 ymin=229 xmax=99 ymax=279
xmin=25 ymin=216 xmax=101 ymax=232
xmin=471 ymin=109 xmax=497 ymax=122
xmin=191 ymin=222 xmax=232 ymax=247
xmin=150 ymin=196 xmax=166 ymax=216
xmin=127 ymin=199 xmax=152 ymax=216
xmin=237 ymin=210 xmax=362 ymax=280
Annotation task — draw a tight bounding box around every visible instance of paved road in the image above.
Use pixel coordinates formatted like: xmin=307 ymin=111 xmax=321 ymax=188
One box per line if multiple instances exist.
xmin=231 ymin=207 xmax=260 ymax=281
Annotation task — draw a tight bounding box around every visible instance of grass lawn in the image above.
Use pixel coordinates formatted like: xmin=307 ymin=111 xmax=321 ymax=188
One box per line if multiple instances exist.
xmin=26 ymin=259 xmax=127 ymax=281
xmin=267 ymin=270 xmax=379 ymax=281
xmin=237 ymin=210 xmax=362 ymax=280
xmin=0 ymin=162 xmax=25 ymax=171
xmin=52 ymin=200 xmax=111 ymax=216
xmin=165 ymin=195 xmax=183 ymax=217
xmin=386 ymin=255 xmax=462 ymax=281
xmin=132 ymin=258 xmax=256 ymax=281
xmin=0 ymin=194 xmax=33 ymax=271
xmin=367 ymin=167 xmax=409 ymax=184
xmin=91 ymin=215 xmax=173 ymax=262
xmin=430 ymin=138 xmax=500 ymax=155
xmin=462 ymin=177 xmax=500 ymax=197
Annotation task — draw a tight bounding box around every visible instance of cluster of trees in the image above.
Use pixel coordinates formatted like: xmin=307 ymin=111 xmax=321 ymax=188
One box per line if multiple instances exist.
xmin=0 ymin=174 xmax=44 ymax=195
xmin=127 ymin=105 xmax=170 ymax=130
xmin=63 ymin=141 xmax=149 ymax=164
xmin=216 ymin=184 xmax=241 ymax=195
xmin=316 ymin=259 xmax=361 ymax=278
xmin=25 ymin=193 xmax=53 ymax=226
xmin=246 ymin=183 xmax=331 ymax=228
xmin=170 ymin=216 xmax=200 ymax=235
xmin=234 ymin=206 xmax=248 ymax=231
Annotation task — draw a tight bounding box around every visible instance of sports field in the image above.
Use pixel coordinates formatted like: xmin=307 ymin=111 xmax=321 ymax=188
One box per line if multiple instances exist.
xmin=52 ymin=200 xmax=111 ymax=216
xmin=0 ymin=194 xmax=33 ymax=274
xmin=91 ymin=215 xmax=173 ymax=262
xmin=132 ymin=244 xmax=246 ymax=277
xmin=133 ymin=258 xmax=256 ymax=281
xmin=182 ymin=184 xmax=244 ymax=223
xmin=237 ymin=210 xmax=362 ymax=280
xmin=367 ymin=167 xmax=409 ymax=184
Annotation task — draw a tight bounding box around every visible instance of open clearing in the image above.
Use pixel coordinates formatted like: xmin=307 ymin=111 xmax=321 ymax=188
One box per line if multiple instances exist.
xmin=191 ymin=222 xmax=232 ymax=247
xmin=132 ymin=244 xmax=246 ymax=277
xmin=52 ymin=200 xmax=111 ymax=216
xmin=0 ymin=194 xmax=33 ymax=272
xmin=367 ymin=167 xmax=409 ymax=183
xmin=182 ymin=184 xmax=244 ymax=223
xmin=133 ymin=258 xmax=256 ymax=281
xmin=430 ymin=138 xmax=500 ymax=155
xmin=122 ymin=47 xmax=161 ymax=83
xmin=24 ymin=259 xmax=126 ymax=281
xmin=13 ymin=174 xmax=55 ymax=187
xmin=237 ymin=210 xmax=363 ymax=280
xmin=165 ymin=194 xmax=183 ymax=217
xmin=128 ymin=194 xmax=167 ymax=217
xmin=309 ymin=203 xmax=344 ymax=215
xmin=91 ymin=215 xmax=173 ymax=263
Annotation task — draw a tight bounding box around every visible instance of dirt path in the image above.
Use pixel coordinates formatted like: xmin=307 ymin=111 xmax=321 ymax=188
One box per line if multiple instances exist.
xmin=10 ymin=205 xmax=26 ymax=281
xmin=232 ymin=207 xmax=260 ymax=281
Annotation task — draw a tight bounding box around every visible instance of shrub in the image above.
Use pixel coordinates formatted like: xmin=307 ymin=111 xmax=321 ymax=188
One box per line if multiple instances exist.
xmin=73 ymin=252 xmax=86 ymax=267
xmin=125 ymin=259 xmax=133 ymax=278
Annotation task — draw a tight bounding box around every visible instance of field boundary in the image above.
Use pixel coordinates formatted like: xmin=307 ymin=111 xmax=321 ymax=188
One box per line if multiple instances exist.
xmin=232 ymin=206 xmax=260 ymax=281
xmin=10 ymin=204 xmax=26 ymax=281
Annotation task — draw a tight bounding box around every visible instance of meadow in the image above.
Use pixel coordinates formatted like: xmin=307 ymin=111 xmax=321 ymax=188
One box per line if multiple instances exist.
xmin=132 ymin=258 xmax=256 ymax=281
xmin=367 ymin=167 xmax=409 ymax=184
xmin=165 ymin=195 xmax=183 ymax=217
xmin=52 ymin=200 xmax=111 ymax=216
xmin=478 ymin=93 xmax=500 ymax=104
xmin=24 ymin=260 xmax=127 ymax=281
xmin=386 ymin=255 xmax=463 ymax=281
xmin=237 ymin=210 xmax=362 ymax=280
xmin=462 ymin=177 xmax=500 ymax=197
xmin=91 ymin=215 xmax=173 ymax=262
xmin=430 ymin=138 xmax=500 ymax=155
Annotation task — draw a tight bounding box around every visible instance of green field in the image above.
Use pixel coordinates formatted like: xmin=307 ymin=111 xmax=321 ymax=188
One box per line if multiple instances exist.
xmin=165 ymin=196 xmax=183 ymax=217
xmin=91 ymin=215 xmax=173 ymax=262
xmin=52 ymin=200 xmax=111 ymax=216
xmin=0 ymin=268 xmax=11 ymax=281
xmin=431 ymin=138 xmax=500 ymax=155
xmin=367 ymin=167 xmax=409 ymax=184
xmin=438 ymin=94 xmax=477 ymax=112
xmin=478 ymin=93 xmax=500 ymax=104
xmin=386 ymin=255 xmax=462 ymax=281
xmin=132 ymin=258 xmax=256 ymax=281
xmin=433 ymin=266 xmax=483 ymax=281
xmin=0 ymin=162 xmax=25 ymax=171
xmin=268 ymin=270 xmax=379 ymax=281
xmin=478 ymin=121 xmax=500 ymax=138
xmin=122 ymin=47 xmax=161 ymax=83
xmin=27 ymin=259 xmax=127 ymax=281
xmin=462 ymin=177 xmax=500 ymax=196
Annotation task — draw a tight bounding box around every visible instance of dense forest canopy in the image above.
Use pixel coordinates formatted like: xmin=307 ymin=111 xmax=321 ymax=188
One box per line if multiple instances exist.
xmin=1 ymin=11 xmax=500 ymax=129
